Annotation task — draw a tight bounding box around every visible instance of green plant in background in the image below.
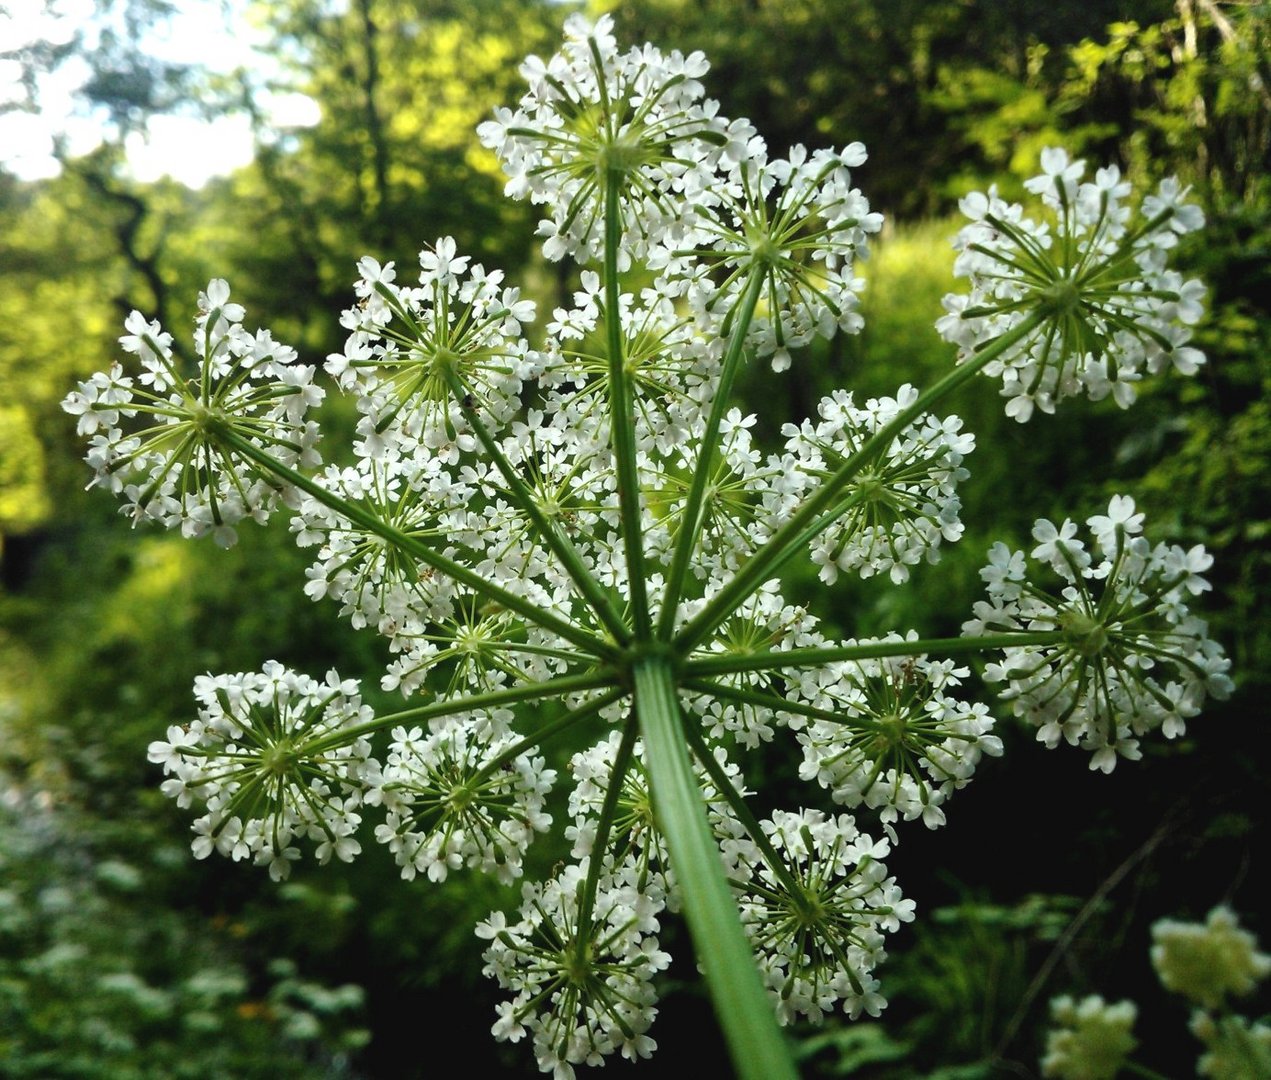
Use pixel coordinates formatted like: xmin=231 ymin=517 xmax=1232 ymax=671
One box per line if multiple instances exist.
xmin=0 ymin=785 xmax=366 ymax=1079
xmin=1042 ymin=905 xmax=1271 ymax=1079
xmin=794 ymin=892 xmax=1084 ymax=1078
xmin=60 ymin=14 xmax=1234 ymax=1079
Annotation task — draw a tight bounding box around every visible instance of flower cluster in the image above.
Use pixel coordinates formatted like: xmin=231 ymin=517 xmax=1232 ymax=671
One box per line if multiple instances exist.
xmin=737 ymin=809 xmax=914 ymax=1024
xmin=480 ymin=12 xmax=880 ymax=368
xmin=290 ymin=457 xmax=461 ymax=631
xmin=146 ymin=662 xmax=374 ymax=880
xmin=1189 ymin=1012 xmax=1271 ymax=1078
xmin=566 ymin=730 xmax=748 ymax=904
xmin=672 ymin=143 xmax=883 ymax=369
xmin=1159 ymin=906 xmax=1271 ymax=1078
xmin=965 ymin=495 xmax=1232 ymax=771
xmin=476 ymin=861 xmax=669 ymax=1074
xmin=372 ymin=722 xmax=556 ymax=884
xmin=329 ymin=243 xmax=541 ymax=455
xmin=476 ymin=15 xmax=727 ymax=264
xmin=63 ymin=14 xmax=1230 ymax=1080
xmin=1041 ymin=995 xmax=1138 ymax=1080
xmin=772 ymin=386 xmax=974 ymax=584
xmin=1045 ymin=906 xmax=1270 ymax=1079
xmin=1151 ymin=905 xmax=1271 ymax=1010
xmin=62 ymin=281 xmax=323 ymax=547
xmin=792 ymin=637 xmax=1002 ymax=830
xmin=938 ymin=148 xmax=1207 ymax=421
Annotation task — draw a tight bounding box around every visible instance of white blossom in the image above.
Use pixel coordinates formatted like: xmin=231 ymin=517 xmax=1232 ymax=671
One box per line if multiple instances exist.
xmin=1042 ymin=995 xmax=1138 ymax=1080
xmin=147 ymin=662 xmax=375 ymax=880
xmin=734 ymin=808 xmax=914 ymax=1024
xmin=62 ymin=283 xmax=323 ymax=546
xmin=1151 ymin=906 xmax=1271 ymax=1010
xmin=61 ymin=17 xmax=1235 ymax=1079
xmin=965 ymin=496 xmax=1232 ymax=770
xmin=939 ymin=150 xmax=1207 ymax=420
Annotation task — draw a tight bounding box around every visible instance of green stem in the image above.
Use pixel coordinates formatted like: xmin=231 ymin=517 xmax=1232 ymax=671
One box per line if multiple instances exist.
xmin=604 ymin=171 xmax=652 ymax=639
xmin=679 ymin=717 xmax=806 ymax=899
xmin=215 ymin=425 xmax=618 ymax=661
xmin=633 ymin=656 xmax=796 ymax=1080
xmin=675 ymin=309 xmax=1048 ymax=655
xmin=573 ymin=715 xmax=640 ymax=962
xmin=1123 ymin=1063 xmax=1172 ymax=1080
xmin=469 ymin=688 xmax=626 ymax=787
xmin=683 ymin=631 xmax=1068 ymax=678
xmin=683 ymin=677 xmax=865 ymax=730
xmin=306 ymin=669 xmax=617 ymax=755
xmin=658 ymin=268 xmax=766 ymax=638
xmin=441 ymin=364 xmax=630 ymax=645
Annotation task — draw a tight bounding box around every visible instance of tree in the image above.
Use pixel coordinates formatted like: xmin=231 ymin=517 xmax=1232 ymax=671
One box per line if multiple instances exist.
xmin=601 ymin=0 xmax=1172 ymax=215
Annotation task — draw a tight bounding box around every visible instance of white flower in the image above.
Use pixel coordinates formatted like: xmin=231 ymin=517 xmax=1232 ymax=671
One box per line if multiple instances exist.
xmin=1086 ymin=493 xmax=1144 ymax=555
xmin=1151 ymin=905 xmax=1271 ymax=1010
xmin=965 ymin=496 xmax=1232 ymax=768
xmin=734 ymin=808 xmax=914 ymax=1024
xmin=940 ymin=154 xmax=1208 ymax=420
xmin=479 ymin=859 xmax=668 ymax=1077
xmin=147 ymin=663 xmax=376 ymax=879
xmin=1041 ymin=995 xmax=1137 ymax=1080
xmin=330 ymin=238 xmax=542 ymax=455
xmin=62 ymin=284 xmax=323 ymax=546
xmin=793 ymin=637 xmax=1002 ymax=830
xmin=66 ymin=16 xmax=1233 ymax=1079
xmin=774 ymin=388 xmax=972 ymax=584
xmin=477 ymin=14 xmax=727 ymax=264
xmin=372 ymin=722 xmax=556 ymax=884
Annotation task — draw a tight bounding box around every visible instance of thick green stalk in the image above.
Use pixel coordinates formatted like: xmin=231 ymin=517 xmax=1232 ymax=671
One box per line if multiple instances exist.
xmin=676 ymin=309 xmax=1049 ymax=654
xmin=683 ymin=631 xmax=1069 ymax=678
xmin=214 ymin=425 xmax=618 ymax=660
xmin=633 ymin=656 xmax=797 ymax=1080
xmin=657 ymin=269 xmax=766 ymax=638
xmin=604 ymin=172 xmax=652 ymax=639
xmin=441 ymin=364 xmax=630 ymax=644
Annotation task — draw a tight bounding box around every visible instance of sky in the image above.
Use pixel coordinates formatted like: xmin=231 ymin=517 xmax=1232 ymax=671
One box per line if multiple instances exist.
xmin=0 ymin=0 xmax=319 ymax=187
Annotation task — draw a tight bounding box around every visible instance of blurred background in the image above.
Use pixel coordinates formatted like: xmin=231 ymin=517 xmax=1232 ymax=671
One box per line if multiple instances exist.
xmin=1 ymin=1 xmax=1267 ymax=1076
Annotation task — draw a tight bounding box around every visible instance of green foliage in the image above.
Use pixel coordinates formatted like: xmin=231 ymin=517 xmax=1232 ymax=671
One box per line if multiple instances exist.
xmin=601 ymin=0 xmax=1163 ymax=216
xmin=0 ymin=172 xmax=127 ymax=538
xmin=210 ymin=0 xmax=561 ymax=351
xmin=796 ymin=894 xmax=1084 ymax=1077
xmin=0 ymin=407 xmax=49 ymax=535
xmin=895 ymin=896 xmax=1082 ymax=1065
xmin=796 ymin=1023 xmax=914 ymax=1075
xmin=928 ymin=1 xmax=1271 ymax=205
xmin=0 ymin=789 xmax=366 ymax=1078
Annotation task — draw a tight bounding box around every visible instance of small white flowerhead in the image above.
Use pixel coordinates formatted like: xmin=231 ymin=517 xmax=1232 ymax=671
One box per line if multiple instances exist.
xmin=966 ymin=497 xmax=1230 ymax=767
xmin=478 ymin=14 xmax=727 ymax=263
xmin=1041 ymin=994 xmax=1137 ymax=1080
xmin=1151 ymin=905 xmax=1271 ymax=1010
xmin=62 ymin=284 xmax=323 ymax=546
xmin=941 ymin=154 xmax=1208 ymax=420
xmin=150 ymin=664 xmax=376 ymax=877
xmin=735 ymin=808 xmax=914 ymax=1024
